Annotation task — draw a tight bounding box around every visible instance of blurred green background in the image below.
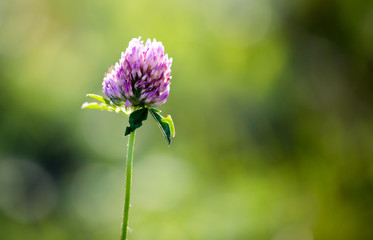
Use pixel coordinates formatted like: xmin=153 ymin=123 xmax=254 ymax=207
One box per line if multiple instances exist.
xmin=1 ymin=0 xmax=373 ymax=239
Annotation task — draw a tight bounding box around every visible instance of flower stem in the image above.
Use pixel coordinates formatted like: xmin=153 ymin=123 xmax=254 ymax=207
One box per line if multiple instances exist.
xmin=121 ymin=130 xmax=136 ymax=240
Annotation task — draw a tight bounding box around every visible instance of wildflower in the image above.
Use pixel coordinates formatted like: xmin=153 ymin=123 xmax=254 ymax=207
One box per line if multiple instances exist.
xmin=82 ymin=37 xmax=176 ymax=240
xmin=83 ymin=37 xmax=175 ymax=144
xmin=102 ymin=37 xmax=173 ymax=107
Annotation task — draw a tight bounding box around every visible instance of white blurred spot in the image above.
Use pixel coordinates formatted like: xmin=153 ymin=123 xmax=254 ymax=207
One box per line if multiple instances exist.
xmin=0 ymin=158 xmax=58 ymax=223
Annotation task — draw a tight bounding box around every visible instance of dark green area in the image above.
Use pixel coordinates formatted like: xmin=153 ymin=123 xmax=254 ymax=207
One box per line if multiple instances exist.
xmin=125 ymin=108 xmax=148 ymax=136
xmin=149 ymin=108 xmax=175 ymax=146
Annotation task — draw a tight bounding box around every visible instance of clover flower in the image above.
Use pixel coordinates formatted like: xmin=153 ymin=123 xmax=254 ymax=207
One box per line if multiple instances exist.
xmin=82 ymin=36 xmax=176 ymax=240
xmin=102 ymin=37 xmax=172 ymax=107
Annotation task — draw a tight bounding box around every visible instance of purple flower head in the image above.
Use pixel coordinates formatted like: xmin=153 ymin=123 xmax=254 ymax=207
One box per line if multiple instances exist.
xmin=102 ymin=37 xmax=172 ymax=107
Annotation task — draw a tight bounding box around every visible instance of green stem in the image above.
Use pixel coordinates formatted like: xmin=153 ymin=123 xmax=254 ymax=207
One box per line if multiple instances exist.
xmin=121 ymin=130 xmax=136 ymax=240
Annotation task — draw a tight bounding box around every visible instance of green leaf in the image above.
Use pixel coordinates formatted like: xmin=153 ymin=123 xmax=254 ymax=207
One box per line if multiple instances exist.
xmin=125 ymin=108 xmax=149 ymax=136
xmin=86 ymin=94 xmax=111 ymax=105
xmin=149 ymin=108 xmax=175 ymax=146
xmin=81 ymin=102 xmax=115 ymax=111
xmin=83 ymin=94 xmax=129 ymax=116
xmin=163 ymin=115 xmax=175 ymax=138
